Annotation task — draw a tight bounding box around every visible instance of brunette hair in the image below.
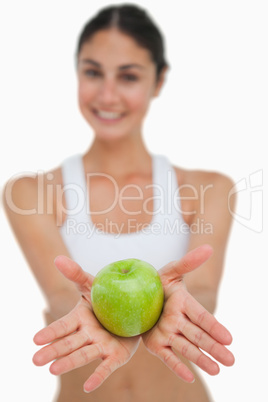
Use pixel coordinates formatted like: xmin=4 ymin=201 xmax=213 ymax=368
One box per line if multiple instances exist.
xmin=76 ymin=4 xmax=168 ymax=80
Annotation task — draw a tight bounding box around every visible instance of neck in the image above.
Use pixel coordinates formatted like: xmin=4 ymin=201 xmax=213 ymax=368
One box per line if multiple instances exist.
xmin=84 ymin=134 xmax=151 ymax=177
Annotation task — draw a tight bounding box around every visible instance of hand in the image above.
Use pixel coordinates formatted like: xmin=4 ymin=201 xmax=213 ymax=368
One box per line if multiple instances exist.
xmin=33 ymin=256 xmax=141 ymax=393
xmin=142 ymin=245 xmax=235 ymax=383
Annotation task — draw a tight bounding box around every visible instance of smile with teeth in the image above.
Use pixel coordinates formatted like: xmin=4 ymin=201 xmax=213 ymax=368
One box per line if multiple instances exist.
xmin=94 ymin=109 xmax=124 ymax=121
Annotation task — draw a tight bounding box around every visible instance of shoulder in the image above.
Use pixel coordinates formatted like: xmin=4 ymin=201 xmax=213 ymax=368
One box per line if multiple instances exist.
xmin=174 ymin=165 xmax=234 ymax=189
xmin=3 ymin=166 xmax=63 ymax=220
xmin=174 ymin=165 xmax=235 ymax=200
xmin=173 ymin=165 xmax=236 ymax=225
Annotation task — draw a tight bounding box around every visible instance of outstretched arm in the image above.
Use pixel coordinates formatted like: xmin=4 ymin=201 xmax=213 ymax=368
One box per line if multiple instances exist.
xmin=142 ymin=245 xmax=235 ymax=383
xmin=33 ymin=256 xmax=141 ymax=393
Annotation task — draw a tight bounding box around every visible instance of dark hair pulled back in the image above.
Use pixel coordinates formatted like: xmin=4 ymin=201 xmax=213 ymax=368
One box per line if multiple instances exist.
xmin=76 ymin=4 xmax=168 ymax=80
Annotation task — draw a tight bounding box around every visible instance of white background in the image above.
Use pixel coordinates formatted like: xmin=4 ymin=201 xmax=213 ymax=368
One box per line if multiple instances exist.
xmin=0 ymin=1 xmax=267 ymax=401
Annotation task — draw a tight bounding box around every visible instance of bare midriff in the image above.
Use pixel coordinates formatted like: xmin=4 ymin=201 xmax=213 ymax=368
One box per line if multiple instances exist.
xmin=55 ymin=341 xmax=212 ymax=402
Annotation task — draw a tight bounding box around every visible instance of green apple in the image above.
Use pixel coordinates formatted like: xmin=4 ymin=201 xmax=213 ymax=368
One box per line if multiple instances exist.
xmin=91 ymin=258 xmax=164 ymax=337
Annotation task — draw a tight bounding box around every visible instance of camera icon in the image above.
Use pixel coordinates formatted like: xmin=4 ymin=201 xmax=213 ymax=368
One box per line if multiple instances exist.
xmin=228 ymin=169 xmax=263 ymax=233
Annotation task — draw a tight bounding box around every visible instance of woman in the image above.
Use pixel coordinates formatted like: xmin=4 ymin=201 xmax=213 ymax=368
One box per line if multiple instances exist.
xmin=4 ymin=4 xmax=235 ymax=401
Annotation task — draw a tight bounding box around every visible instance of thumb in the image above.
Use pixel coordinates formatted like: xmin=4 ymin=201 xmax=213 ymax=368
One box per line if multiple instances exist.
xmin=159 ymin=244 xmax=213 ymax=282
xmin=54 ymin=255 xmax=94 ymax=291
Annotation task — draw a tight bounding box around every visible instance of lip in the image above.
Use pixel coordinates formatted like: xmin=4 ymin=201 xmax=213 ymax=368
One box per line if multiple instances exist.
xmin=92 ymin=108 xmax=126 ymax=123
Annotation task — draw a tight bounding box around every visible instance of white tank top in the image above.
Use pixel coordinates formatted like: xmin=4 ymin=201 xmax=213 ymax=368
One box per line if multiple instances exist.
xmin=59 ymin=154 xmax=190 ymax=275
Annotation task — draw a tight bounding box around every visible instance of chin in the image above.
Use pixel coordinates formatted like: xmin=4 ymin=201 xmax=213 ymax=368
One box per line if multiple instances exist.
xmin=95 ymin=130 xmax=130 ymax=143
xmin=94 ymin=124 xmax=140 ymax=143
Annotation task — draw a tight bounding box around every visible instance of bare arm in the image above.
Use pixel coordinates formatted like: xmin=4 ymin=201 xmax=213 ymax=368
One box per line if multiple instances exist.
xmin=3 ymin=172 xmax=80 ymax=320
xmin=141 ymin=172 xmax=236 ymax=382
xmin=178 ymin=170 xmax=236 ymax=313
xmin=4 ymin=172 xmax=142 ymax=393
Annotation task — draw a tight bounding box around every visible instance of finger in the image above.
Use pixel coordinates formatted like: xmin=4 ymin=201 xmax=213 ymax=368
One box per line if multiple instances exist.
xmin=49 ymin=343 xmax=103 ymax=375
xmin=54 ymin=255 xmax=94 ymax=291
xmin=184 ymin=295 xmax=234 ymax=346
xmin=33 ymin=310 xmax=79 ymax=345
xmin=157 ymin=347 xmax=195 ymax=383
xmin=170 ymin=335 xmax=220 ymax=375
xmin=33 ymin=330 xmax=90 ymax=366
xmin=83 ymin=357 xmax=122 ymax=393
xmin=159 ymin=245 xmax=213 ymax=282
xmin=175 ymin=315 xmax=234 ymax=366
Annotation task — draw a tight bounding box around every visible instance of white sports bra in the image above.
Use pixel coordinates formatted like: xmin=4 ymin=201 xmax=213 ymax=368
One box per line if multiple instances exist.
xmin=59 ymin=154 xmax=190 ymax=275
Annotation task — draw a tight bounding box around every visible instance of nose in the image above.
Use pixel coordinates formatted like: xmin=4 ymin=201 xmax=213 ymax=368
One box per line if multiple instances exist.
xmin=98 ymin=77 xmax=119 ymax=105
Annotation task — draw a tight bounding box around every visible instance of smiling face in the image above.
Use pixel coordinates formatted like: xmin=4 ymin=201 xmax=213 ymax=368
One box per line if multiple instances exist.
xmin=77 ymin=29 xmax=165 ymax=142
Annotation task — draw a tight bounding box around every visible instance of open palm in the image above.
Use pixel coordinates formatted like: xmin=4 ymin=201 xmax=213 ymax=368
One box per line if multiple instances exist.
xmin=33 ymin=256 xmax=140 ymax=393
xmin=142 ymin=245 xmax=235 ymax=383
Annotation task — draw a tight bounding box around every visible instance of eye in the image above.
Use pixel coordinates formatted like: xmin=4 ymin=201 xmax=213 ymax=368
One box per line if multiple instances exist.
xmin=121 ymin=74 xmax=138 ymax=82
xmin=84 ymin=69 xmax=101 ymax=78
